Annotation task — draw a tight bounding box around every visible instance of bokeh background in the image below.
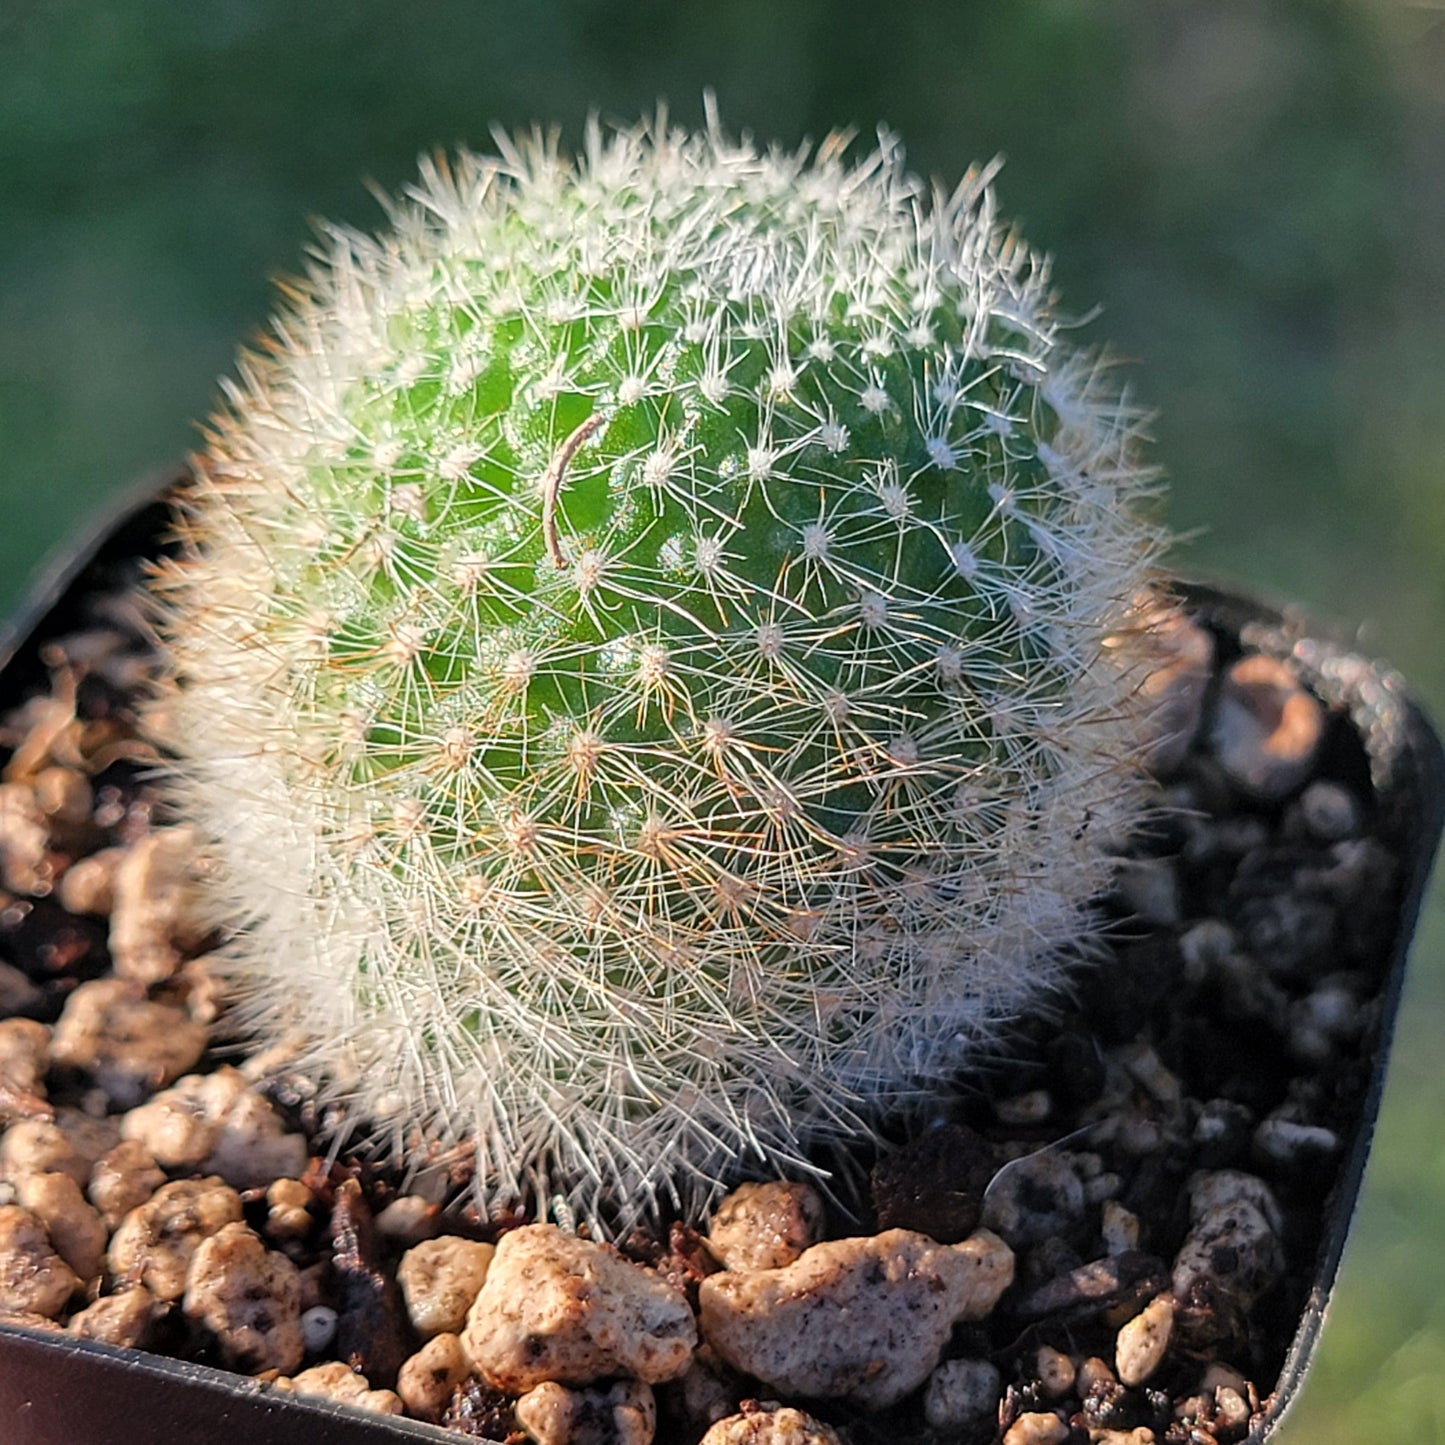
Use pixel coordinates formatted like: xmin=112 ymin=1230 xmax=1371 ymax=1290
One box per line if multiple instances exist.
xmin=2 ymin=2 xmax=1442 ymax=1437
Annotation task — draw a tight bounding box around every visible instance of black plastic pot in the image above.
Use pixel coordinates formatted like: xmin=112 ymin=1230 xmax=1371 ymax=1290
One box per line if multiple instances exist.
xmin=0 ymin=478 xmax=1441 ymax=1445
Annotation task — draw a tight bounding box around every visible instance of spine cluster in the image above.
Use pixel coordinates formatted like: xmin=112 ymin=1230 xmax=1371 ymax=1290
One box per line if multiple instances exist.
xmin=155 ymin=113 xmax=1165 ymax=1225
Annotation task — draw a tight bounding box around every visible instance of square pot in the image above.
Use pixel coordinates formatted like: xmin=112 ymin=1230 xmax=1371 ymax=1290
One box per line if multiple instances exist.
xmin=0 ymin=478 xmax=1441 ymax=1445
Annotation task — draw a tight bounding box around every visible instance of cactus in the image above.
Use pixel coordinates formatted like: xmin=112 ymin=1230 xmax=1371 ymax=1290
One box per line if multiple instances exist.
xmin=153 ymin=112 xmax=1166 ymax=1227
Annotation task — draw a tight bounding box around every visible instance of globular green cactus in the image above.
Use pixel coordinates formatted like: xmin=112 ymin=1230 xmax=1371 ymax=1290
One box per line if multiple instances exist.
xmin=154 ymin=112 xmax=1165 ymax=1226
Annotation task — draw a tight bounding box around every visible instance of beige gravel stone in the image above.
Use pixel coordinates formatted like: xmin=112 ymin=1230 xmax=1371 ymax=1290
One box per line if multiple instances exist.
xmin=120 ymin=1066 xmax=306 ymax=1190
xmin=49 ymin=978 xmax=207 ymax=1107
xmin=1116 ymin=1293 xmax=1174 ymax=1386
xmin=0 ymin=1203 xmax=80 ymax=1317
xmin=399 ymin=1233 xmax=495 ymax=1339
xmin=1002 ymin=1411 xmax=1069 ymax=1445
xmin=462 ymin=1224 xmax=696 ymax=1392
xmin=32 ymin=767 xmax=92 ymax=829
xmin=698 ymin=1405 xmax=843 ymax=1445
xmin=107 ymin=1176 xmax=244 ymax=1302
xmin=0 ymin=1118 xmax=91 ymax=1188
xmin=88 ymin=1140 xmax=166 ymax=1232
xmin=264 ymin=1178 xmax=314 ymax=1241
xmin=374 ymin=1193 xmax=441 ymax=1244
xmin=707 ymin=1181 xmax=825 ymax=1273
xmin=698 ymin=1228 xmax=1013 ymax=1409
xmin=0 ymin=1018 xmax=51 ymax=1123
xmin=396 ymin=1331 xmax=472 ymax=1422
xmin=273 ymin=1361 xmax=404 ymax=1415
xmin=109 ymin=826 xmax=207 ymax=984
xmin=68 ymin=1286 xmax=162 ymax=1348
xmin=183 ymin=1221 xmax=304 ymax=1374
xmin=515 ymin=1378 xmax=657 ymax=1445
xmin=16 ymin=1170 xmax=106 ymax=1282
xmin=0 ymin=781 xmax=51 ymax=895
xmin=57 ymin=847 xmax=125 ymax=917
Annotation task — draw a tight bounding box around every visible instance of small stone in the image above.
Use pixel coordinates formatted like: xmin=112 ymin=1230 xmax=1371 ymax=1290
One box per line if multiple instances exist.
xmin=1036 ymin=1344 xmax=1075 ymax=1399
xmin=272 ymin=1361 xmax=404 ymax=1416
xmin=397 ymin=1332 xmax=473 ymax=1422
xmin=0 ymin=782 xmax=51 ymax=895
xmin=1213 ymin=1386 xmax=1250 ymax=1430
xmin=1208 ymin=654 xmax=1324 ymax=801
xmin=698 ymin=1404 xmax=843 ymax=1445
xmin=0 ymin=1118 xmax=92 ymax=1189
xmin=107 ymin=1176 xmax=244 ymax=1302
xmin=1297 ymin=780 xmax=1361 ymax=841
xmin=1191 ymin=1100 xmax=1255 ymax=1170
xmin=1084 ymin=1172 xmax=1124 ymax=1206
xmin=1101 ymin=1200 xmax=1140 ymax=1257
xmin=1187 ymin=1172 xmax=1282 ymax=1235
xmin=981 ymin=1149 xmax=1086 ymax=1247
xmin=1115 ymin=1293 xmax=1174 ymax=1386
xmin=1253 ymin=1115 xmax=1340 ymax=1168
xmin=16 ymin=1170 xmax=107 ymax=1281
xmin=1012 ymin=1252 xmax=1169 ymax=1324
xmin=374 ymin=1193 xmax=440 ymax=1244
xmin=398 ymin=1234 xmax=495 ymax=1339
xmin=68 ymin=1286 xmax=162 ymax=1348
xmin=265 ymin=1178 xmax=315 ymax=1241
xmin=1002 ymin=1410 xmax=1069 ymax=1445
xmin=184 ymin=1221 xmax=304 ymax=1374
xmin=698 ymin=1229 xmax=1013 ymax=1409
xmin=49 ymin=978 xmax=207 ymax=1108
xmin=0 ymin=1204 xmax=81 ymax=1317
xmin=707 ymin=1181 xmax=825 ymax=1273
xmin=88 ymin=1140 xmax=165 ymax=1232
xmin=302 ymin=1304 xmax=339 ymax=1353
xmin=57 ymin=848 xmax=125 ymax=917
xmin=1172 ymin=1201 xmax=1283 ymax=1347
xmin=462 ymin=1224 xmax=697 ymax=1392
xmin=922 ymin=1357 xmax=1001 ymax=1431
xmin=1077 ymin=1356 xmax=1117 ymax=1396
xmin=0 ymin=1018 xmax=51 ymax=1123
xmin=514 ymin=1378 xmax=657 ymax=1445
xmin=994 ymin=1089 xmax=1054 ymax=1127
xmin=108 ymin=826 xmax=207 ymax=984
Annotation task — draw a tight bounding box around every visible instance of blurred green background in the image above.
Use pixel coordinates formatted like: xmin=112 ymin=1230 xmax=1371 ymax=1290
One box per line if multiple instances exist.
xmin=2 ymin=1 xmax=1442 ymax=1437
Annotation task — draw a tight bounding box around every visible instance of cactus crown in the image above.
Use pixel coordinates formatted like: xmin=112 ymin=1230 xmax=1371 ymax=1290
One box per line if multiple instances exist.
xmin=155 ymin=111 xmax=1165 ymax=1227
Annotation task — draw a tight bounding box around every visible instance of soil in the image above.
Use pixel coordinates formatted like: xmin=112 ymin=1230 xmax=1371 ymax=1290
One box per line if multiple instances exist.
xmin=0 ymin=511 xmax=1437 ymax=1445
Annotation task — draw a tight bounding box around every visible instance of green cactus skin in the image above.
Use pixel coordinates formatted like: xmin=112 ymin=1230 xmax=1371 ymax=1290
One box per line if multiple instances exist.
xmin=155 ymin=113 xmax=1165 ymax=1226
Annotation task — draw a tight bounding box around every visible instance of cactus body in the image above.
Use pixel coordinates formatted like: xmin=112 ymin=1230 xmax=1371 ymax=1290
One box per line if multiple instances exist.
xmin=156 ymin=116 xmax=1164 ymax=1224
